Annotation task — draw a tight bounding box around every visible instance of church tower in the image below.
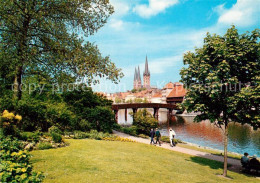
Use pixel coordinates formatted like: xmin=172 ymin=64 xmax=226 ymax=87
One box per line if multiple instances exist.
xmin=133 ymin=66 xmax=142 ymax=89
xmin=143 ymin=55 xmax=150 ymax=89
xmin=137 ymin=66 xmax=142 ymax=89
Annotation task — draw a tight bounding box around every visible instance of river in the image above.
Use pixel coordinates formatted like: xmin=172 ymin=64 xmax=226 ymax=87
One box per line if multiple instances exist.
xmin=117 ymin=109 xmax=260 ymax=157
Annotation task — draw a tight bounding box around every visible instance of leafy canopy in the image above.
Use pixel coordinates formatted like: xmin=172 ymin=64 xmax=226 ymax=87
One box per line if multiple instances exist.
xmin=180 ymin=26 xmax=259 ymax=128
xmin=0 ymin=0 xmax=123 ymax=86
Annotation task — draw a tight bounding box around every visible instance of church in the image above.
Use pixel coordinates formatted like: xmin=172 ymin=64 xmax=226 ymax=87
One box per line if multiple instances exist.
xmin=133 ymin=56 xmax=150 ymax=89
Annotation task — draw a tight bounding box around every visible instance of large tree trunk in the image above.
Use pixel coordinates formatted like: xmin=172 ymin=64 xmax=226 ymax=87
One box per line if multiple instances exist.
xmin=223 ymin=120 xmax=228 ymax=177
xmin=13 ymin=66 xmax=23 ymax=100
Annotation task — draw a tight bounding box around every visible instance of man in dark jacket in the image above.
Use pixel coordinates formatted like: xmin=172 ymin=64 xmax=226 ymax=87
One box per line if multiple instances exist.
xmin=155 ymin=128 xmax=161 ymax=146
xmin=150 ymin=128 xmax=155 ymax=145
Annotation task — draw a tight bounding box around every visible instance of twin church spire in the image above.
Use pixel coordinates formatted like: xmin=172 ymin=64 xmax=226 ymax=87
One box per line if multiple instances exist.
xmin=133 ymin=56 xmax=150 ymax=89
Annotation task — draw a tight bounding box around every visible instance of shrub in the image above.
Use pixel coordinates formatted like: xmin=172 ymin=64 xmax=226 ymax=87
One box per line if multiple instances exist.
xmin=0 ymin=110 xmax=22 ymax=137
xmin=122 ymin=126 xmax=137 ymax=136
xmin=20 ymin=131 xmax=41 ymax=143
xmin=0 ymin=137 xmax=44 ymax=182
xmin=87 ymin=106 xmax=116 ymax=133
xmin=73 ymin=131 xmax=89 ymax=139
xmin=161 ymin=136 xmax=183 ymax=144
xmin=131 ymin=109 xmax=159 ymax=135
xmin=37 ymin=142 xmax=52 ymax=150
xmin=102 ymin=136 xmax=135 ymax=142
xmin=48 ymin=125 xmax=62 ymax=135
xmin=51 ymin=132 xmax=62 ymax=143
xmin=138 ymin=134 xmax=149 ymax=139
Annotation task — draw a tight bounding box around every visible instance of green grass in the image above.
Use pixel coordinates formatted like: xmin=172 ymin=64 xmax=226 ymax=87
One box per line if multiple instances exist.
xmin=30 ymin=139 xmax=257 ymax=183
xmin=177 ymin=143 xmax=242 ymax=160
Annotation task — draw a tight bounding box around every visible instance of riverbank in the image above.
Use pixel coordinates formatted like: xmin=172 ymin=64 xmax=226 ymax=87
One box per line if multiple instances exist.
xmin=31 ymin=139 xmax=258 ymax=182
xmin=113 ymin=131 xmax=242 ymax=168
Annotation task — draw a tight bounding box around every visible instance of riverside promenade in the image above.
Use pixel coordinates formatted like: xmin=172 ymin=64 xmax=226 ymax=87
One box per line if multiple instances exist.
xmin=113 ymin=130 xmax=242 ymax=172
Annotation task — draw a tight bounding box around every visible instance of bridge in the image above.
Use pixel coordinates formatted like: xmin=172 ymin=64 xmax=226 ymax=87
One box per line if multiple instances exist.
xmin=112 ymin=103 xmax=178 ymax=122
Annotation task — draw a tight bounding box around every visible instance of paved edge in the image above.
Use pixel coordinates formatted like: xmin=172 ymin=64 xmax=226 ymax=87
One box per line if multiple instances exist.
xmin=113 ymin=130 xmax=241 ymax=168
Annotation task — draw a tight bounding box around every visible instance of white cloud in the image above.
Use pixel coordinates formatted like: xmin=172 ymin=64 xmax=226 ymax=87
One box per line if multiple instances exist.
xmin=109 ymin=19 xmax=124 ymax=31
xmin=110 ymin=0 xmax=130 ymax=17
xmin=134 ymin=0 xmax=179 ymax=18
xmin=216 ymin=0 xmax=260 ymax=27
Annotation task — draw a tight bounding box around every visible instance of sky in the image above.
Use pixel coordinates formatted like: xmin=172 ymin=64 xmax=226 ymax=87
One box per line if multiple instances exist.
xmin=89 ymin=0 xmax=260 ymax=93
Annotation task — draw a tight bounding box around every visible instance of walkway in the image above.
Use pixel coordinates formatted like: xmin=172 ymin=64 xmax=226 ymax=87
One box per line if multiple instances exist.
xmin=113 ymin=130 xmax=241 ymax=171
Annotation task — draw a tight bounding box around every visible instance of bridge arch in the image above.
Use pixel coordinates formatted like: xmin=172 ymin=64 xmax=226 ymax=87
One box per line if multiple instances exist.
xmin=111 ymin=103 xmax=177 ymax=122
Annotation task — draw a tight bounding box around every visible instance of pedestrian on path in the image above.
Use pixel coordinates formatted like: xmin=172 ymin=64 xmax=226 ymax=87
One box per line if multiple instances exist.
xmin=169 ymin=128 xmax=176 ymax=147
xmin=150 ymin=128 xmax=155 ymax=145
xmin=155 ymin=128 xmax=161 ymax=146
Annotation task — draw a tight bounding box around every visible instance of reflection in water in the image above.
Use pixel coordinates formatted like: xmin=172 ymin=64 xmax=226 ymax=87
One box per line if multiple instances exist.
xmin=165 ymin=116 xmax=260 ymax=156
xmin=117 ymin=109 xmax=260 ymax=156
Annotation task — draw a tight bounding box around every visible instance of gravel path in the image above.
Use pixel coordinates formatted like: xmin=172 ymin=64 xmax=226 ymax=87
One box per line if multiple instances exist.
xmin=113 ymin=130 xmax=242 ymax=171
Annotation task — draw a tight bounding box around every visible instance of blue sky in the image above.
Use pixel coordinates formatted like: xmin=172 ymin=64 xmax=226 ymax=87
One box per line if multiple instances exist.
xmin=90 ymin=0 xmax=260 ymax=93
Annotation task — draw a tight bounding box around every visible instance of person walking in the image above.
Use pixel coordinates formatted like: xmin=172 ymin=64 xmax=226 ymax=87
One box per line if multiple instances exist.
xmin=150 ymin=128 xmax=155 ymax=145
xmin=169 ymin=128 xmax=176 ymax=147
xmin=155 ymin=128 xmax=161 ymax=146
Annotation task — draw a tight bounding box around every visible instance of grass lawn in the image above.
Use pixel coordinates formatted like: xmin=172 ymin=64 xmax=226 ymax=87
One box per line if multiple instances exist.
xmin=177 ymin=143 xmax=242 ymax=160
xmin=30 ymin=139 xmax=258 ymax=183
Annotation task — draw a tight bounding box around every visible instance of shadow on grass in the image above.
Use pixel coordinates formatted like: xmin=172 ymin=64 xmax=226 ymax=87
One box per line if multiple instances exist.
xmin=188 ymin=155 xmax=257 ymax=178
xmin=188 ymin=156 xmax=223 ymax=170
xmin=30 ymin=158 xmax=44 ymax=164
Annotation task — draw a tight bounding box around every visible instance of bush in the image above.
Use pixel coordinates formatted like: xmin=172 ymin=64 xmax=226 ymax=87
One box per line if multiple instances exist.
xmin=161 ymin=136 xmax=183 ymax=144
xmin=102 ymin=136 xmax=135 ymax=142
xmin=0 ymin=137 xmax=44 ymax=182
xmin=72 ymin=130 xmax=113 ymax=140
xmin=48 ymin=125 xmax=62 ymax=135
xmin=73 ymin=131 xmax=89 ymax=139
xmin=0 ymin=110 xmax=22 ymax=137
xmin=122 ymin=126 xmax=137 ymax=136
xmin=37 ymin=142 xmax=52 ymax=150
xmin=20 ymin=131 xmax=41 ymax=143
xmin=87 ymin=130 xmax=113 ymax=140
xmin=112 ymin=123 xmax=122 ymax=131
xmin=138 ymin=134 xmax=149 ymax=139
xmin=131 ymin=109 xmax=158 ymax=135
xmin=51 ymin=132 xmax=62 ymax=143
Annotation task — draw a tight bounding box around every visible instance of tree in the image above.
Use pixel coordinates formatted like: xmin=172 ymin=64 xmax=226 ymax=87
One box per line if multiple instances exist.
xmin=131 ymin=109 xmax=158 ymax=135
xmin=180 ymin=26 xmax=259 ymax=177
xmin=115 ymin=97 xmax=122 ymax=104
xmin=0 ymin=0 xmax=123 ymax=100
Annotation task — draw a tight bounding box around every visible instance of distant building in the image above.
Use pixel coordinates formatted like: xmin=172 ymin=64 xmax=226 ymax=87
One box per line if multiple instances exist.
xmin=133 ymin=56 xmax=151 ymax=89
xmin=166 ymin=82 xmax=186 ymax=104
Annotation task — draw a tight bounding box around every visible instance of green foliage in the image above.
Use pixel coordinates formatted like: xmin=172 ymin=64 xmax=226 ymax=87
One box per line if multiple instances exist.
xmin=48 ymin=126 xmax=63 ymax=135
xmin=131 ymin=89 xmax=137 ymax=93
xmin=122 ymin=126 xmax=137 ymax=136
xmin=180 ymin=26 xmax=260 ymax=176
xmin=73 ymin=131 xmax=90 ymax=139
xmin=143 ymin=98 xmax=149 ymax=103
xmin=125 ymin=99 xmax=133 ymax=103
xmin=51 ymin=133 xmax=62 ymax=143
xmin=0 ymin=110 xmax=22 ymax=137
xmin=134 ymin=98 xmax=143 ymax=103
xmin=160 ymin=136 xmax=182 ymax=144
xmin=20 ymin=131 xmax=41 ymax=143
xmin=72 ymin=130 xmax=113 ymax=140
xmin=115 ymin=97 xmax=122 ymax=104
xmin=0 ymin=137 xmax=44 ymax=182
xmin=138 ymin=134 xmax=149 ymax=138
xmin=132 ymin=109 xmax=159 ymax=135
xmin=87 ymin=106 xmax=116 ymax=133
xmin=37 ymin=142 xmax=53 ymax=150
xmin=138 ymin=88 xmax=146 ymax=92
xmin=0 ymin=0 xmax=123 ymax=99
xmin=180 ymin=26 xmax=260 ymax=128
